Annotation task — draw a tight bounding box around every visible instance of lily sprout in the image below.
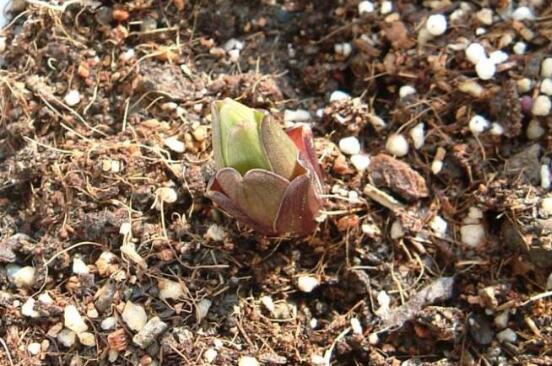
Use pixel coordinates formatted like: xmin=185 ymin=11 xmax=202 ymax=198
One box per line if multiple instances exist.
xmin=206 ymin=98 xmax=324 ymax=236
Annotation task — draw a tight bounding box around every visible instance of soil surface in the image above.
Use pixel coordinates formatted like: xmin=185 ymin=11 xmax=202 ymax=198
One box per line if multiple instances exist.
xmin=1 ymin=1 xmax=552 ymax=365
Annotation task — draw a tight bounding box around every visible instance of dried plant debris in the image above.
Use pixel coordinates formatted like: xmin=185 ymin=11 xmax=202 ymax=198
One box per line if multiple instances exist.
xmin=1 ymin=1 xmax=552 ymax=365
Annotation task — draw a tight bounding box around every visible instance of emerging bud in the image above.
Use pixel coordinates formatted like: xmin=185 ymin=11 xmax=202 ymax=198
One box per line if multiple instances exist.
xmin=207 ymin=99 xmax=324 ymax=236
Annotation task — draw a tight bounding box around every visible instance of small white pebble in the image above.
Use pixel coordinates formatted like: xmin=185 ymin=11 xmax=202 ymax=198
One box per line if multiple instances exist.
xmin=0 ymin=36 xmax=6 ymax=53
xmin=358 ymin=1 xmax=375 ymax=15
xmin=527 ymin=119 xmax=545 ymax=140
xmin=122 ymin=301 xmax=147 ymax=332
xmin=542 ymin=58 xmax=552 ymax=78
xmin=22 ymin=298 xmax=39 ymax=318
xmin=204 ymin=348 xmax=218 ymax=363
xmin=156 ymin=187 xmax=178 ymax=204
xmin=101 ymin=316 xmax=117 ymax=331
xmin=27 ymin=342 xmax=41 ymax=355
xmin=497 ymin=328 xmax=518 ymax=343
xmin=540 ymin=79 xmax=552 ymax=96
xmin=542 ymin=164 xmax=551 ymax=190
xmin=350 ymin=317 xmax=363 ymax=335
xmin=409 ymin=123 xmax=425 ymax=149
xmin=38 ymin=292 xmax=54 ymax=305
xmin=238 ymin=356 xmax=260 ymax=366
xmin=330 ymin=90 xmax=351 ymax=102
xmin=311 ymin=354 xmax=326 ymax=365
xmin=469 ymin=115 xmax=490 ymax=135
xmin=368 ymin=114 xmax=387 ymax=129
xmin=205 ymin=224 xmax=225 ymax=242
xmin=490 ymin=123 xmax=504 ymax=136
xmin=390 ymin=220 xmax=404 ymax=239
xmin=158 ymin=279 xmax=184 ymax=301
xmin=513 ymin=42 xmax=526 ymax=55
xmin=350 ymin=154 xmax=370 ymax=172
xmin=164 ymin=136 xmax=186 ymax=153
xmin=385 ymin=133 xmax=409 ymax=157
xmin=489 ymin=50 xmax=508 ymax=65
xmin=339 ymin=136 xmax=361 ymax=155
xmin=458 ymin=80 xmax=484 ymax=98
xmin=335 ymin=42 xmax=352 ymax=58
xmin=64 ymin=90 xmax=81 ymax=107
xmin=196 ymin=298 xmax=212 ymax=321
xmin=431 ymin=159 xmax=443 ymax=175
xmin=310 ymin=318 xmax=318 ymax=329
xmin=542 ymin=197 xmax=552 ymax=216
xmin=227 ymin=49 xmax=240 ymax=63
xmin=430 ymin=215 xmax=448 ymax=237
xmin=284 ymin=109 xmax=311 ymax=123
xmin=57 ymin=329 xmax=76 ymax=348
xmin=517 ymin=78 xmax=533 ymax=93
xmin=476 ymin=8 xmax=494 ymax=25
xmin=532 ymin=95 xmax=551 ymax=116
xmin=10 ymin=266 xmax=36 ymax=288
xmin=260 ymin=296 xmax=275 ymax=314
xmin=119 ymin=48 xmax=135 ymax=63
xmin=460 ymin=224 xmax=486 ymax=247
xmin=368 ymin=333 xmax=380 ymax=345
xmin=399 ymin=85 xmax=416 ymax=99
xmin=475 ymin=58 xmax=496 ymax=80
xmin=377 ymin=290 xmax=391 ymax=309
xmin=223 ymin=38 xmax=244 ymax=51
xmin=426 ymin=14 xmax=447 ymax=36
xmin=78 ymin=332 xmax=96 ymax=347
xmin=72 ymin=257 xmax=89 ymax=275
xmin=467 ymin=206 xmax=484 ymax=221
xmin=512 ymin=6 xmax=534 ymax=21
xmin=465 ymin=43 xmax=487 ymax=65
xmin=475 ymin=27 xmax=486 ymax=36
xmin=297 ymin=275 xmax=319 ymax=293
xmin=64 ymin=305 xmax=88 ymax=333
xmin=494 ymin=311 xmax=509 ymax=329
xmin=380 ymin=1 xmax=393 ymax=15
xmin=450 ymin=9 xmax=466 ymax=23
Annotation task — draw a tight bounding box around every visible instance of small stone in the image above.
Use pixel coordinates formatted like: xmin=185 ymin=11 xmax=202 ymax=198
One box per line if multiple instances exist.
xmin=204 ymin=348 xmax=218 ymax=363
xmin=542 ymin=165 xmax=551 ymax=190
xmin=95 ymin=281 xmax=116 ymax=313
xmin=57 ymin=329 xmax=76 ymax=348
xmin=64 ymin=90 xmax=81 ymax=107
xmin=512 ymin=6 xmax=534 ymax=21
xmin=72 ymin=257 xmax=89 ymax=275
xmin=228 ymin=49 xmax=240 ymax=63
xmin=156 ymin=187 xmax=178 ymax=204
xmin=133 ymin=317 xmax=168 ymax=349
xmin=0 ymin=37 xmax=6 ymax=53
xmin=87 ymin=306 xmax=99 ymax=319
xmin=334 ymin=42 xmax=352 ymax=58
xmin=330 ymin=90 xmax=350 ymax=102
xmin=196 ymin=298 xmax=212 ymax=321
xmin=532 ymin=95 xmax=551 ymax=116
xmin=238 ymin=356 xmax=260 ymax=366
xmin=158 ymin=279 xmax=184 ymax=301
xmin=399 ymin=85 xmax=416 ymax=99
xmin=205 ymin=224 xmax=225 ymax=242
xmin=260 ymin=296 xmax=275 ymax=314
xmin=465 ymin=43 xmax=487 ymax=64
xmin=409 ymin=123 xmax=425 ymax=149
xmin=27 ymin=342 xmax=41 ymax=355
xmin=497 ymin=328 xmax=518 ymax=343
xmin=513 ymin=41 xmax=526 ymax=55
xmin=122 ymin=301 xmax=147 ymax=332
xmin=22 ymin=298 xmax=39 ymax=318
xmin=380 ymin=1 xmax=393 ymax=15
xmin=461 ymin=224 xmax=486 ymax=247
xmin=469 ymin=115 xmax=490 ymax=135
xmin=8 ymin=265 xmax=36 ymax=288
xmin=350 ymin=154 xmax=370 ymax=172
xmin=101 ymin=316 xmax=117 ymax=331
xmin=64 ymin=305 xmax=88 ymax=333
xmin=164 ymin=136 xmax=185 ymax=153
xmin=108 ymin=349 xmax=119 ymax=362
xmin=339 ymin=136 xmax=361 ymax=155
xmin=527 ymin=120 xmax=545 ymax=140
xmin=490 ymin=123 xmax=504 ymax=136
xmin=475 ymin=58 xmax=496 ymax=80
xmin=494 ymin=311 xmax=509 ymax=329
xmin=542 ymin=197 xmax=552 ymax=217
xmin=458 ymin=80 xmax=484 ymax=97
xmin=430 ymin=215 xmax=448 ymax=237
xmin=540 ymin=79 xmax=552 ymax=96
xmin=542 ymin=58 xmax=552 ymax=78
xmin=96 ymin=251 xmax=119 ymax=277
xmin=546 ymin=272 xmax=552 ymax=290
xmin=38 ymin=292 xmax=54 ymax=305
xmin=489 ymin=50 xmax=508 ymax=64
xmin=350 ymin=317 xmax=363 ymax=334
xmin=368 ymin=333 xmax=379 ymax=344
xmin=78 ymin=332 xmax=96 ymax=347
xmin=284 ymin=109 xmax=311 ymax=123
xmin=223 ymin=38 xmax=244 ymax=52
xmin=390 ymin=220 xmax=404 ymax=239
xmin=296 ymin=275 xmax=319 ymax=293
xmin=517 ymin=78 xmax=533 ymax=93
xmin=476 ymin=8 xmax=493 ymax=25
xmin=426 ymin=14 xmax=447 ymax=36
xmin=358 ymin=1 xmax=374 ymax=15
xmin=311 ymin=354 xmax=326 ymax=365
xmin=469 ymin=313 xmax=494 ymax=345
xmin=192 ymin=125 xmax=208 ymax=142
xmin=385 ymin=134 xmax=409 ymax=157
